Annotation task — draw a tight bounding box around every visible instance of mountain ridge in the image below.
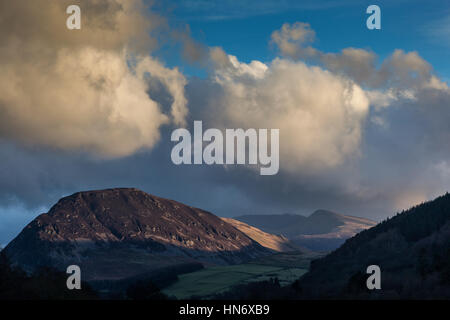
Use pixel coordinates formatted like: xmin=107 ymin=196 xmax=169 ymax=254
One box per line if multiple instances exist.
xmin=221 ymin=217 xmax=304 ymax=252
xmin=3 ymin=188 xmax=272 ymax=281
xmin=234 ymin=210 xmax=376 ymax=251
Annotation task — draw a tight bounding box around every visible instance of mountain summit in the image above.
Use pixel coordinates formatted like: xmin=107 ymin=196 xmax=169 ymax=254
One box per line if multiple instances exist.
xmin=3 ymin=188 xmax=271 ymax=281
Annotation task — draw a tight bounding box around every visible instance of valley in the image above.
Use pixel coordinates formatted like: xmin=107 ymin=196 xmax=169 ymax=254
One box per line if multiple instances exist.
xmin=3 ymin=187 xmax=448 ymax=299
xmin=163 ymin=251 xmax=323 ymax=299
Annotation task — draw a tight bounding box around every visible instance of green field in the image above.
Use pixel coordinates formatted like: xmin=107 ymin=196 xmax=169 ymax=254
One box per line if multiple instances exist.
xmin=162 ymin=251 xmax=322 ymax=299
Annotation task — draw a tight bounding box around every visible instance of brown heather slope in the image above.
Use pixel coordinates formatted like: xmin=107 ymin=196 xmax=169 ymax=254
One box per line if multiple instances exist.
xmin=221 ymin=218 xmax=304 ymax=252
xmin=3 ymin=188 xmax=271 ymax=281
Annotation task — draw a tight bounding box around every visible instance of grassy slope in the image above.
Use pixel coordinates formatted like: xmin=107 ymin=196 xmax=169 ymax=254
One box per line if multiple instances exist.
xmin=163 ymin=251 xmax=322 ymax=299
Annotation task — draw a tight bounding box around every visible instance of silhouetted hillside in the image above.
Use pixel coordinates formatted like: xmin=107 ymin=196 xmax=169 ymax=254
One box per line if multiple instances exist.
xmin=0 ymin=252 xmax=98 ymax=300
xmin=295 ymin=193 xmax=450 ymax=299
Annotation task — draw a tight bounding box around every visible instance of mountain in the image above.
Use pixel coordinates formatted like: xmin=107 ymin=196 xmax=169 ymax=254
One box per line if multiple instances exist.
xmin=3 ymin=188 xmax=271 ymax=283
xmin=295 ymin=193 xmax=450 ymax=299
xmin=234 ymin=210 xmax=376 ymax=251
xmin=221 ymin=218 xmax=303 ymax=252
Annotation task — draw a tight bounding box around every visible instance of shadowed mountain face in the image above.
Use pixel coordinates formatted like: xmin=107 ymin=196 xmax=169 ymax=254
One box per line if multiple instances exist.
xmin=234 ymin=210 xmax=376 ymax=251
xmin=296 ymin=193 xmax=450 ymax=299
xmin=3 ymin=188 xmax=271 ymax=281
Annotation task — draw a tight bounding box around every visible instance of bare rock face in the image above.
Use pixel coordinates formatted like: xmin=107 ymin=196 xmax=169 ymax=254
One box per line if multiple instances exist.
xmin=4 ymin=188 xmax=270 ymax=281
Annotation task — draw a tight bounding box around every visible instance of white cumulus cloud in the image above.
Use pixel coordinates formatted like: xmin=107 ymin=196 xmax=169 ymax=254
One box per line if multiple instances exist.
xmin=0 ymin=0 xmax=188 ymax=158
xmin=205 ymin=55 xmax=370 ymax=172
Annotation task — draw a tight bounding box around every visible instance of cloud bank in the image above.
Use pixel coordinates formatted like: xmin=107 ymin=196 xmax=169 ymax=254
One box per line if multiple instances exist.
xmin=0 ymin=0 xmax=187 ymax=158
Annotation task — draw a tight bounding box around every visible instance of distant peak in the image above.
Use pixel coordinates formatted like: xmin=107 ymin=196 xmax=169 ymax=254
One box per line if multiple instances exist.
xmin=309 ymin=209 xmax=341 ymax=218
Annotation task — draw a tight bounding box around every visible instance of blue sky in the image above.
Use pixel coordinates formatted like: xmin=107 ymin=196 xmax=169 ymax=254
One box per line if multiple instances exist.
xmin=156 ymin=0 xmax=449 ymax=81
